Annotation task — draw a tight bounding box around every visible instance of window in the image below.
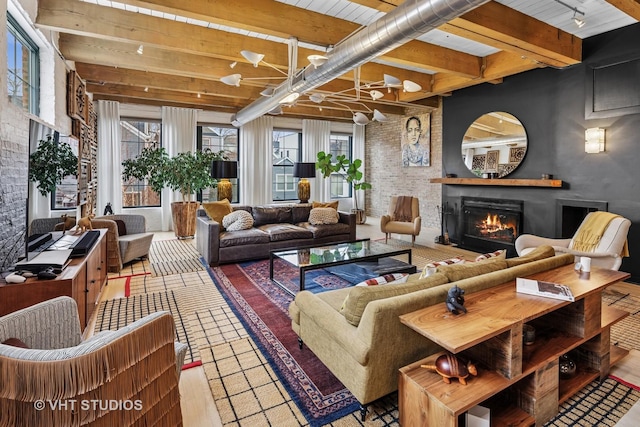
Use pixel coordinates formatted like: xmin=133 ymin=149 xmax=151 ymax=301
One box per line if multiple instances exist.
xmin=120 ymin=119 xmax=162 ymax=207
xmin=6 ymin=13 xmax=39 ymax=115
xmin=51 ymin=135 xmax=79 ymax=210
xmin=272 ymin=130 xmax=301 ymax=201
xmin=329 ymin=133 xmax=353 ymax=199
xmin=200 ymin=125 xmax=239 ymax=203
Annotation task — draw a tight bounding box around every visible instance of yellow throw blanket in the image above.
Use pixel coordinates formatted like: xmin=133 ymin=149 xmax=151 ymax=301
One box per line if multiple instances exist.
xmin=392 ymin=196 xmax=413 ymax=222
xmin=571 ymin=211 xmax=629 ymax=256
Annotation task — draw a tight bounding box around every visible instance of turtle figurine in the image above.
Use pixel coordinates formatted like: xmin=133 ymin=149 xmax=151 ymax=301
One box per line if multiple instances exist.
xmin=421 ymin=353 xmax=478 ymax=385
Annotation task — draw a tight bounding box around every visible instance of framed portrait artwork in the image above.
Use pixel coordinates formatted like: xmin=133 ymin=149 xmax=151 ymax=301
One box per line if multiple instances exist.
xmin=401 ymin=113 xmax=430 ymax=167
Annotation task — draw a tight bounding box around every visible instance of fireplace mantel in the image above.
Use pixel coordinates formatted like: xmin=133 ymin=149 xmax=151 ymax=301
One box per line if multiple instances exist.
xmin=430 ymin=178 xmax=563 ymax=188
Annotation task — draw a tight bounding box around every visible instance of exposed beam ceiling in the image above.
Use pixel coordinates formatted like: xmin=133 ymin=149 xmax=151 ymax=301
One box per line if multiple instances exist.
xmin=35 ymin=0 xmax=637 ymax=123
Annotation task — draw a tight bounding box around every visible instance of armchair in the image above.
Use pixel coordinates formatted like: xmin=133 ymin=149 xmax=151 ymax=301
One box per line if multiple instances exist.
xmin=380 ymin=196 xmax=422 ymax=245
xmin=515 ymin=211 xmax=631 ymax=270
xmin=92 ymin=214 xmax=154 ymax=272
xmin=0 ymin=296 xmax=187 ymax=426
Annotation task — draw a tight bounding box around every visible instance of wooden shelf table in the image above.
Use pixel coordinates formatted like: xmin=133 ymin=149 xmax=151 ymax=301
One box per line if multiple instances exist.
xmin=398 ymin=265 xmax=630 ymax=426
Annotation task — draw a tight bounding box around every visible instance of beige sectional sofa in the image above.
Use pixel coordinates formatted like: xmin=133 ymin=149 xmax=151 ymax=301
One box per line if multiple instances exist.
xmin=288 ymin=246 xmax=575 ymax=419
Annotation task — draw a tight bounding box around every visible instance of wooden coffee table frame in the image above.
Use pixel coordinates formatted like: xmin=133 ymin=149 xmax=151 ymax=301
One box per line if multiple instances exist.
xmin=398 ymin=264 xmax=630 ymax=427
xmin=269 ymin=239 xmax=414 ymax=296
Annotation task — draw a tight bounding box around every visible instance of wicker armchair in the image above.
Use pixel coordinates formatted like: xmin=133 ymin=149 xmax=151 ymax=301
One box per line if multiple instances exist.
xmin=0 ymin=297 xmax=187 ymax=426
xmin=92 ymin=214 xmax=154 ymax=273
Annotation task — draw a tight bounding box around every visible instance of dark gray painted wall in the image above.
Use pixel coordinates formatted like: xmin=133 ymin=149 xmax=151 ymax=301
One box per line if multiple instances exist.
xmin=442 ymin=23 xmax=640 ymax=282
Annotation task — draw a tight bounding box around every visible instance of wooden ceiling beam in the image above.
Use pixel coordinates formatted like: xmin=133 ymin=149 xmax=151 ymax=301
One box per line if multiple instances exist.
xmin=605 ymin=0 xmax=640 ymax=20
xmin=440 ymin=2 xmax=582 ymax=67
xmin=110 ymin=0 xmax=483 ymax=78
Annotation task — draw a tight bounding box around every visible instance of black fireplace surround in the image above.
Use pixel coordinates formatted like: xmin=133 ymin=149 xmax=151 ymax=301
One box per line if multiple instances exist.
xmin=458 ymin=197 xmax=524 ymax=257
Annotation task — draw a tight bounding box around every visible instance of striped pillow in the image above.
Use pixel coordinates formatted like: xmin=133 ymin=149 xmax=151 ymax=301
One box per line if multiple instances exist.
xmin=475 ymin=249 xmax=507 ymax=262
xmin=419 ymin=256 xmax=465 ymax=279
xmin=355 ymin=273 xmax=409 ymax=287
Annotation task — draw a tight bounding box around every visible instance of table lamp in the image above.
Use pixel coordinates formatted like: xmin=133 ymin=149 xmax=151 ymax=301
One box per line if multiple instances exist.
xmin=293 ymin=162 xmax=316 ymax=204
xmin=211 ymin=160 xmax=238 ymax=201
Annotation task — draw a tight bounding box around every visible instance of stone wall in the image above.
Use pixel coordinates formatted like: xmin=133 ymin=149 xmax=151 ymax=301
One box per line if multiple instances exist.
xmin=364 ymin=99 xmax=443 ymax=239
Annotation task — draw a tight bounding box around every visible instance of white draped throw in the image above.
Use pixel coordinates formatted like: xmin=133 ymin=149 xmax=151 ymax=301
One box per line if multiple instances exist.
xmin=239 ymin=116 xmax=273 ymax=206
xmin=161 ymin=106 xmax=197 ymax=231
xmin=302 ymin=119 xmax=330 ymax=203
xmin=96 ymin=100 xmax=122 ymax=215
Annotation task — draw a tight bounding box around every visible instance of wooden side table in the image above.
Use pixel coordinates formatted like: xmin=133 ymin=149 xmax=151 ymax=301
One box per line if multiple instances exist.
xmin=398 ymin=265 xmax=630 ymax=426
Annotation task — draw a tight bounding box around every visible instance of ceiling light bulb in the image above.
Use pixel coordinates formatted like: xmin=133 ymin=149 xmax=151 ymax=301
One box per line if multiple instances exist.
xmin=307 ymin=54 xmax=328 ymax=68
xmin=260 ymin=87 xmax=275 ymax=97
xmin=197 ymin=93 xmax=201 ymax=98
xmin=373 ymin=109 xmax=388 ymax=122
xmin=370 ymin=90 xmax=384 ymax=100
xmin=573 ymin=16 xmax=585 ymax=28
xmin=230 ymin=61 xmax=237 ymax=69
xmin=279 ymin=92 xmax=300 ymax=104
xmin=143 ymin=86 xmax=149 ymax=92
xmin=353 ymin=112 xmax=370 ymax=126
xmin=383 ymin=74 xmax=402 ymax=88
xmin=241 ymin=50 xmax=265 ymax=67
xmin=309 ymin=93 xmax=325 ymax=103
xmin=403 ymin=80 xmax=422 ymax=93
xmin=136 ymin=45 xmax=144 ymax=55
xmin=220 ymin=74 xmax=242 ymax=87
xmin=267 ymin=105 xmax=283 ymax=115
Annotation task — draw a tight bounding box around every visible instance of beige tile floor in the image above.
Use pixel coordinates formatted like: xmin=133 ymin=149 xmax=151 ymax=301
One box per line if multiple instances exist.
xmin=91 ymin=217 xmax=639 ymax=426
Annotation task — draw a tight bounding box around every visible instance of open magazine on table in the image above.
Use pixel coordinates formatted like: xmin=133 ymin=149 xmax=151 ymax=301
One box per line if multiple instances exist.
xmin=516 ymin=277 xmax=575 ymax=302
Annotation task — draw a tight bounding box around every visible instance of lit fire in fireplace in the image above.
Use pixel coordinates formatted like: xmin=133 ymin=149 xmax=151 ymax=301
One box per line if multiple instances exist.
xmin=475 ymin=213 xmax=517 ymax=241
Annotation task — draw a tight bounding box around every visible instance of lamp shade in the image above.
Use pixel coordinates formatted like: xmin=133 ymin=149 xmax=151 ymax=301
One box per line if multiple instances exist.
xmin=211 ymin=160 xmax=238 ymax=179
xmin=293 ymin=162 xmax=316 ymax=178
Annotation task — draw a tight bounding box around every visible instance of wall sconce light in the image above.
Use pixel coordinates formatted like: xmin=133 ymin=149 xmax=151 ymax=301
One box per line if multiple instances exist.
xmin=585 ymin=127 xmax=605 ymax=153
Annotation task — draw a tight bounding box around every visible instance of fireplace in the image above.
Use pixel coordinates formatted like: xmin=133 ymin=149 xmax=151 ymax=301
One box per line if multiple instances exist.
xmin=458 ymin=197 xmax=523 ymax=256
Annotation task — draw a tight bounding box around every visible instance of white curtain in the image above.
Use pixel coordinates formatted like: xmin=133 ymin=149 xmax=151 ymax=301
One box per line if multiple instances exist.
xmin=161 ymin=106 xmax=197 ymax=231
xmin=240 ymin=116 xmax=273 ymax=205
xmin=302 ymin=119 xmax=330 ymax=202
xmin=96 ymin=100 xmax=122 ymax=215
xmin=352 ymin=124 xmax=366 ymax=211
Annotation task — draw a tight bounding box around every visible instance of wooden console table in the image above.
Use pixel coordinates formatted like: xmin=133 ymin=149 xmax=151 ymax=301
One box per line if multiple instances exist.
xmin=398 ymin=265 xmax=630 ymax=426
xmin=0 ymin=229 xmax=107 ymax=331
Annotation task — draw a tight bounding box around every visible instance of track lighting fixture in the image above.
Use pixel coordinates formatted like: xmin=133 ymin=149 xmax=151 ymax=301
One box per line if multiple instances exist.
xmin=553 ymin=0 xmax=586 ymax=28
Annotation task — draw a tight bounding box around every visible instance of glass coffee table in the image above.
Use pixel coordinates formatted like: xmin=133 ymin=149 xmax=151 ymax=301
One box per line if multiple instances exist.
xmin=269 ymin=239 xmax=416 ymax=295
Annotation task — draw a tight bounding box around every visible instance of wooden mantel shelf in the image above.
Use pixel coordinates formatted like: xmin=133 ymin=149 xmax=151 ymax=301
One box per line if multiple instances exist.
xmin=430 ymin=177 xmax=564 ymax=187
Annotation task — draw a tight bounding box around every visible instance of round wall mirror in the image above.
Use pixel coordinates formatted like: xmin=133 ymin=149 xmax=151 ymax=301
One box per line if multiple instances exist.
xmin=461 ymin=112 xmax=527 ymax=178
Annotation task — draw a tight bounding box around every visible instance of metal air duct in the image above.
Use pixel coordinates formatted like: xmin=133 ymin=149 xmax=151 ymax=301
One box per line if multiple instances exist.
xmin=231 ymin=0 xmax=490 ymax=127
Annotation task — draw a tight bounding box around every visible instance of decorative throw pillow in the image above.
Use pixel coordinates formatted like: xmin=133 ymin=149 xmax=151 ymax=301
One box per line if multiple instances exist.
xmin=222 ymin=210 xmax=254 ymax=232
xmin=312 ymin=200 xmax=339 ymax=210
xmin=202 ymin=199 xmax=233 ymax=224
xmin=355 ymin=273 xmax=409 ymax=287
xmin=419 ymin=256 xmax=465 ymax=279
xmin=114 ymin=219 xmax=127 ymax=236
xmin=475 ymin=249 xmax=507 ymax=262
xmin=308 ymin=207 xmax=339 ymax=225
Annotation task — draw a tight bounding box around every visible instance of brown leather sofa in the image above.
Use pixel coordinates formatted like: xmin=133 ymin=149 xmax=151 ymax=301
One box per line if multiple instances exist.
xmin=196 ymin=204 xmax=356 ymax=266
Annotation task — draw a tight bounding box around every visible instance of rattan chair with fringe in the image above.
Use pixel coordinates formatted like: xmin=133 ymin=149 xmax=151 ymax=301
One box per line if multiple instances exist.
xmin=0 ymin=297 xmax=188 ymax=426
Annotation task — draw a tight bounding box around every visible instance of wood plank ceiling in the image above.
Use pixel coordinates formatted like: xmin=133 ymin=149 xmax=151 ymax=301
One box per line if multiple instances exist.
xmin=36 ymin=0 xmax=639 ymax=123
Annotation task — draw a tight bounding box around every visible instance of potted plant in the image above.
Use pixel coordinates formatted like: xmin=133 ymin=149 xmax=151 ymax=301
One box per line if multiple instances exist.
xmin=29 ymin=135 xmax=78 ymax=196
xmin=315 ymin=151 xmax=372 ymax=224
xmin=122 ymin=146 xmax=227 ymax=238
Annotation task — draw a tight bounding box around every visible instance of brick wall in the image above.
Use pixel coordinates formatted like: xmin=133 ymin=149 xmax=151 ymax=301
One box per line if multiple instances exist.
xmin=0 ymin=0 xmax=29 ymax=269
xmin=364 ymin=99 xmax=443 ymax=237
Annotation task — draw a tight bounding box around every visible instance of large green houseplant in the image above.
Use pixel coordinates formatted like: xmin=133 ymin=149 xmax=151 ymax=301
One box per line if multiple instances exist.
xmin=315 ymin=151 xmax=372 ymax=224
xmin=122 ymin=146 xmax=227 ymax=238
xmin=29 ymin=135 xmax=78 ymax=197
